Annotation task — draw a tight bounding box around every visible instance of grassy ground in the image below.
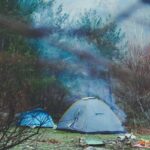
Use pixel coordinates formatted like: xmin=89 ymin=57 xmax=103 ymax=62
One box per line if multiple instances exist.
xmin=12 ymin=129 xmax=150 ymax=150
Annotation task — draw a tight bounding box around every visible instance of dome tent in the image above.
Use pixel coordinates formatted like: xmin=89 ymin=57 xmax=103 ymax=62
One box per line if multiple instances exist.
xmin=57 ymin=97 xmax=125 ymax=133
xmin=18 ymin=108 xmax=55 ymax=128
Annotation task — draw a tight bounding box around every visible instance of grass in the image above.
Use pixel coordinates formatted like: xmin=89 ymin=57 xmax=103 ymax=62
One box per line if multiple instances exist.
xmin=12 ymin=128 xmax=150 ymax=150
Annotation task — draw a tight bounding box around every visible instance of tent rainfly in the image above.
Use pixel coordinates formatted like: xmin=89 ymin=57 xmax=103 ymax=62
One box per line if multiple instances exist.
xmin=57 ymin=97 xmax=125 ymax=133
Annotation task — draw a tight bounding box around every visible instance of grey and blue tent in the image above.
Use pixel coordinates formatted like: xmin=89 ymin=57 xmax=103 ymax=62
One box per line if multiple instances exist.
xmin=18 ymin=108 xmax=55 ymax=128
xmin=57 ymin=97 xmax=125 ymax=133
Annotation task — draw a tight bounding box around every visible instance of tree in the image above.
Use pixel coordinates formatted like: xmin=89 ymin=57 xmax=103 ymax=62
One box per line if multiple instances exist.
xmin=0 ymin=52 xmax=41 ymax=150
xmin=0 ymin=0 xmax=68 ymax=149
xmin=77 ymin=10 xmax=124 ymax=59
xmin=113 ymin=45 xmax=150 ymax=127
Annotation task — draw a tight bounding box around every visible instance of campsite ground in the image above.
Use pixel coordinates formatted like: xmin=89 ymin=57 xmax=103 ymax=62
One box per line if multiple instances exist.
xmin=12 ymin=128 xmax=150 ymax=150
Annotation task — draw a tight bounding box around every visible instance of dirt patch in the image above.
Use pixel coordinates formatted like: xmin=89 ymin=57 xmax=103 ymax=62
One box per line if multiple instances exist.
xmin=127 ymin=126 xmax=150 ymax=135
xmin=135 ymin=128 xmax=150 ymax=135
xmin=37 ymin=138 xmax=61 ymax=144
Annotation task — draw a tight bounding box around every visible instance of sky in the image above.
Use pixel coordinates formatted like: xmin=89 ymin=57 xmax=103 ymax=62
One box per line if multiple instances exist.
xmin=56 ymin=0 xmax=150 ymax=47
xmin=60 ymin=0 xmax=132 ymax=16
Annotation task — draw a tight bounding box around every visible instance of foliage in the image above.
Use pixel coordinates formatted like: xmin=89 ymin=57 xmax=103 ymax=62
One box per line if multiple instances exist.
xmin=29 ymin=79 xmax=69 ymax=121
xmin=29 ymin=0 xmax=68 ymax=38
xmin=0 ymin=52 xmax=41 ymax=150
xmin=0 ymin=0 xmax=38 ymax=54
xmin=0 ymin=51 xmax=68 ymax=148
xmin=77 ymin=10 xmax=124 ymax=59
xmin=0 ymin=0 xmax=20 ymax=16
xmin=0 ymin=50 xmax=68 ymax=113
xmin=113 ymin=45 xmax=150 ymax=127
xmin=0 ymin=0 xmax=69 ymax=149
xmin=0 ymin=127 xmax=39 ymax=150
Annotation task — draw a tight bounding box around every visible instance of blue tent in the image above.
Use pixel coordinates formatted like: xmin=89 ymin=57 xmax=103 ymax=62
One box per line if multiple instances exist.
xmin=57 ymin=97 xmax=125 ymax=133
xmin=18 ymin=108 xmax=55 ymax=128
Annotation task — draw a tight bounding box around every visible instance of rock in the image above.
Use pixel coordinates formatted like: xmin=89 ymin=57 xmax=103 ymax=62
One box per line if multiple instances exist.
xmin=84 ymin=146 xmax=96 ymax=150
xmin=84 ymin=147 xmax=107 ymax=150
